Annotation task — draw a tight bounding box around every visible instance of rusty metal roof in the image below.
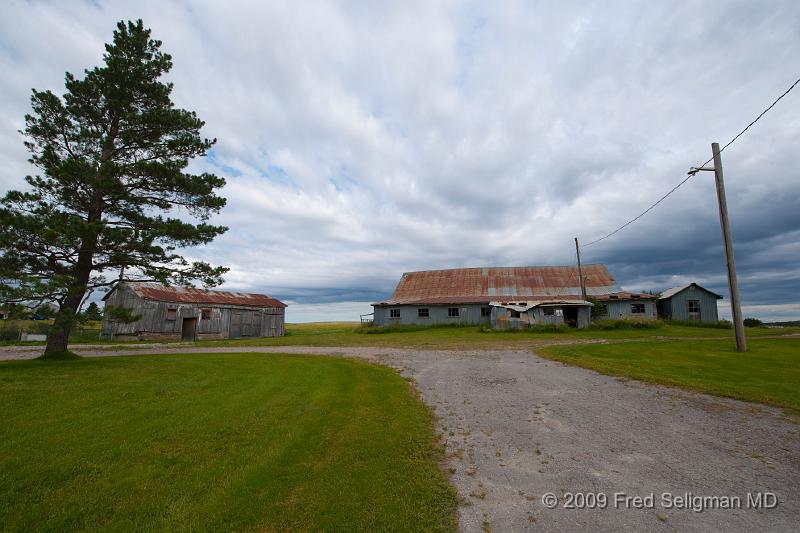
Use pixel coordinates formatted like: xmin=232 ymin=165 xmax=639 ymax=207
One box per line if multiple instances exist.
xmin=119 ymin=282 xmax=287 ymax=308
xmin=594 ymin=291 xmax=659 ymax=302
xmin=374 ymin=265 xmax=619 ymax=305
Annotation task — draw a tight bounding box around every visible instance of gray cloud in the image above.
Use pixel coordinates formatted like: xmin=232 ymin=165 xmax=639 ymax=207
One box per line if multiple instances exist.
xmin=1 ymin=0 xmax=798 ymax=322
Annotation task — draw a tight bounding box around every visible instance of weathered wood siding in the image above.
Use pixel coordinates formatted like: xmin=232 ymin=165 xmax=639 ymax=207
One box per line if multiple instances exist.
xmin=373 ymin=304 xmax=491 ymax=326
xmin=101 ymin=286 xmax=285 ymax=340
xmin=657 ymin=286 xmax=720 ymax=322
xmin=596 ymin=300 xmax=658 ymax=320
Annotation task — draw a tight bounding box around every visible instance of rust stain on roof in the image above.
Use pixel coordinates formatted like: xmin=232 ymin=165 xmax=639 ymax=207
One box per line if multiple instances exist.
xmin=376 ymin=265 xmax=618 ymax=305
xmin=126 ymin=282 xmax=287 ymax=308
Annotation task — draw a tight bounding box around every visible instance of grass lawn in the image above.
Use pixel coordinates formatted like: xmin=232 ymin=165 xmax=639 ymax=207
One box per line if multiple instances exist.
xmin=4 ymin=321 xmax=798 ymax=350
xmin=0 ymin=354 xmax=457 ymax=531
xmin=184 ymin=322 xmax=800 ymax=351
xmin=538 ymin=338 xmax=800 ymax=414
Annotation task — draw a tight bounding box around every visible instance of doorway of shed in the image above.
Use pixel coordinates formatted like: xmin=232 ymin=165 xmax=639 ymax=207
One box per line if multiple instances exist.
xmin=563 ymin=307 xmax=579 ymax=327
xmin=181 ymin=317 xmax=197 ymax=341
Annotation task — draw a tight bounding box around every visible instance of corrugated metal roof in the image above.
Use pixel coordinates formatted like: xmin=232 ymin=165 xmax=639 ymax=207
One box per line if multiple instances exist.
xmin=659 ymin=283 xmax=723 ymax=300
xmin=118 ymin=282 xmax=287 ymax=308
xmin=595 ymin=291 xmax=659 ymax=301
xmin=375 ymin=265 xmax=619 ymax=305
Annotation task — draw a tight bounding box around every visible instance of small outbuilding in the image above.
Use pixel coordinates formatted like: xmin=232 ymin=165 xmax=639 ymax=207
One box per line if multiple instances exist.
xmin=101 ymin=282 xmax=286 ymax=341
xmin=657 ymin=282 xmax=722 ymax=323
xmin=593 ymin=291 xmax=659 ymax=320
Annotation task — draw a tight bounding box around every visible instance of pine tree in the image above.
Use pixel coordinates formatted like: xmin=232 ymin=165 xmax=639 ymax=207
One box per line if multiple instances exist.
xmin=83 ymin=302 xmax=103 ymax=322
xmin=0 ymin=20 xmax=228 ymax=356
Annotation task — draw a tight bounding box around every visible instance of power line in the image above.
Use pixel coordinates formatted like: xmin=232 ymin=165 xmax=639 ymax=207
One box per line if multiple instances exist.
xmin=583 ymin=75 xmax=800 ymax=247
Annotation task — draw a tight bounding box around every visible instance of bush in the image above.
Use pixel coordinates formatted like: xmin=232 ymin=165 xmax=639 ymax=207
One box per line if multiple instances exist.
xmin=743 ymin=317 xmax=763 ymax=328
xmin=527 ymin=324 xmax=571 ymax=333
xmin=665 ymin=319 xmax=733 ymax=329
xmin=590 ymin=318 xmax=664 ymax=330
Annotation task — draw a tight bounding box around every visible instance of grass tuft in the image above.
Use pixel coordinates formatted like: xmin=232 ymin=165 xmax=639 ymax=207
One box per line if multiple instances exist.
xmin=590 ymin=318 xmax=664 ymax=330
xmin=356 ymin=323 xmax=478 ymax=334
xmin=664 ymin=319 xmax=733 ymax=329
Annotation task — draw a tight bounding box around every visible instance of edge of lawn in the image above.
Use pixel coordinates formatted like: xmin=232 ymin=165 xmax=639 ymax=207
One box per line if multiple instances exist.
xmin=535 ymin=339 xmax=800 ymax=419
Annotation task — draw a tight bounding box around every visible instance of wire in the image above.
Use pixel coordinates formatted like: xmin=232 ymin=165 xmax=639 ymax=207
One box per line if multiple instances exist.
xmin=583 ymin=75 xmax=800 ymax=247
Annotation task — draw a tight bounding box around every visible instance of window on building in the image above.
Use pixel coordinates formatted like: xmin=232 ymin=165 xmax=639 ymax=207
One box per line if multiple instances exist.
xmin=201 ymin=308 xmax=211 ymax=320
xmin=510 ymin=310 xmax=521 ymax=318
xmin=631 ymin=303 xmax=645 ymax=314
xmin=543 ymin=307 xmax=555 ymax=316
xmin=389 ymin=308 xmax=400 ymax=318
xmin=418 ymin=308 xmax=429 ymax=318
xmin=166 ymin=308 xmax=177 ymax=320
xmin=688 ymin=300 xmax=700 ymax=313
xmin=481 ymin=307 xmax=492 ymax=317
xmin=448 ymin=307 xmax=460 ymax=317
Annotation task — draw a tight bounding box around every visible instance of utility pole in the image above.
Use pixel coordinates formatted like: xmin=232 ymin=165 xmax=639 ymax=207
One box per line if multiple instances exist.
xmin=690 ymin=143 xmax=747 ymax=352
xmin=575 ymin=237 xmax=587 ymax=301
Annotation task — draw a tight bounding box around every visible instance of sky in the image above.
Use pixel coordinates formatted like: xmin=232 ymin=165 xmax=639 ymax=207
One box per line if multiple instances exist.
xmin=1 ymin=0 xmax=798 ymax=322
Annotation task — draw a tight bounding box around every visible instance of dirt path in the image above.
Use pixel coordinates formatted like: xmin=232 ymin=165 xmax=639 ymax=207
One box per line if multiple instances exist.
xmin=2 ymin=345 xmax=798 ymax=532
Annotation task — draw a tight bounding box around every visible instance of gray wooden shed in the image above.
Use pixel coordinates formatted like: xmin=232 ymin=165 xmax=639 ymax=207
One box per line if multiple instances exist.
xmin=593 ymin=291 xmax=659 ymax=320
xmin=100 ymin=282 xmax=286 ymax=341
xmin=657 ymin=283 xmax=722 ymax=322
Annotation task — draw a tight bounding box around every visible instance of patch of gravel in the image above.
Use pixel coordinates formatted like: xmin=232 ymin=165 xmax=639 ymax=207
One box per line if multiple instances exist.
xmin=2 ymin=345 xmax=798 ymax=532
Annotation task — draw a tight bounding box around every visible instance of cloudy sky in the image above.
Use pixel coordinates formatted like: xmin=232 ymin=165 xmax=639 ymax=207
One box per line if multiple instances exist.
xmin=1 ymin=0 xmax=798 ymax=322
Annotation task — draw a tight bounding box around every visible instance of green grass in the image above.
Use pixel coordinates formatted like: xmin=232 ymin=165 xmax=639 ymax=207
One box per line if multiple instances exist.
xmin=189 ymin=322 xmax=799 ymax=350
xmin=4 ymin=320 xmax=798 ymax=350
xmin=0 ymin=353 xmax=457 ymax=531
xmin=538 ymin=338 xmax=800 ymax=414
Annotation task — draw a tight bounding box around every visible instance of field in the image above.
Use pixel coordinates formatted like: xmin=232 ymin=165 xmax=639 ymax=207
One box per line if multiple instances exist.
xmin=538 ymin=338 xmax=800 ymax=414
xmin=196 ymin=321 xmax=800 ymax=350
xmin=0 ymin=354 xmax=457 ymax=531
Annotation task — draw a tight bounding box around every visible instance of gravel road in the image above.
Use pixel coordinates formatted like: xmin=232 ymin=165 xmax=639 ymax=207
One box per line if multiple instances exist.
xmin=2 ymin=345 xmax=798 ymax=532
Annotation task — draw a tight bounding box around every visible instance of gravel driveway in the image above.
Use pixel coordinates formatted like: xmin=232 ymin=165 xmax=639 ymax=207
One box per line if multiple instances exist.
xmin=3 ymin=345 xmax=798 ymax=532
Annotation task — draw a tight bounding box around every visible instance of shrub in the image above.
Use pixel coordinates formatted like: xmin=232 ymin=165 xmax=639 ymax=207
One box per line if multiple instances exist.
xmin=743 ymin=317 xmax=763 ymax=328
xmin=527 ymin=324 xmax=571 ymax=333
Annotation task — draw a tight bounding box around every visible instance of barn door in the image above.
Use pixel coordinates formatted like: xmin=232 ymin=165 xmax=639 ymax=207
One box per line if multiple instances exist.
xmin=230 ymin=311 xmax=243 ymax=338
xmin=181 ymin=318 xmax=197 ymax=341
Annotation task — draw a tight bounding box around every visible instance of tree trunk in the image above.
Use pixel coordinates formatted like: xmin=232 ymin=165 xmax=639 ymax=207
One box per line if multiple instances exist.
xmin=43 ymin=122 xmax=112 ymax=355
xmin=43 ymin=245 xmax=96 ymax=355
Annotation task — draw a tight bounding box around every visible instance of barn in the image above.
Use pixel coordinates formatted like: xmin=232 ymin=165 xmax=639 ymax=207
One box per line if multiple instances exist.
xmin=100 ymin=282 xmax=286 ymax=341
xmin=372 ymin=265 xmax=620 ymax=329
xmin=657 ymin=282 xmax=722 ymax=323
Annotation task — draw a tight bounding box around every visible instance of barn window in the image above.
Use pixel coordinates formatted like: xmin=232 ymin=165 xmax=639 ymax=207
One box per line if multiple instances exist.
xmin=631 ymin=303 xmax=645 ymax=314
xmin=389 ymin=308 xmax=400 ymax=318
xmin=481 ymin=307 xmax=491 ymax=317
xmin=543 ymin=307 xmax=555 ymax=316
xmin=166 ymin=308 xmax=177 ymax=320
xmin=510 ymin=310 xmax=521 ymax=318
xmin=448 ymin=307 xmax=460 ymax=317
xmin=688 ymin=300 xmax=701 ymax=313
xmin=201 ymin=308 xmax=211 ymax=320
xmin=418 ymin=308 xmax=429 ymax=318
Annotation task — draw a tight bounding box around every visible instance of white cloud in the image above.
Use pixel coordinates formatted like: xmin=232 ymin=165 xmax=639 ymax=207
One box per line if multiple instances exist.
xmin=1 ymin=0 xmax=799 ymax=320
